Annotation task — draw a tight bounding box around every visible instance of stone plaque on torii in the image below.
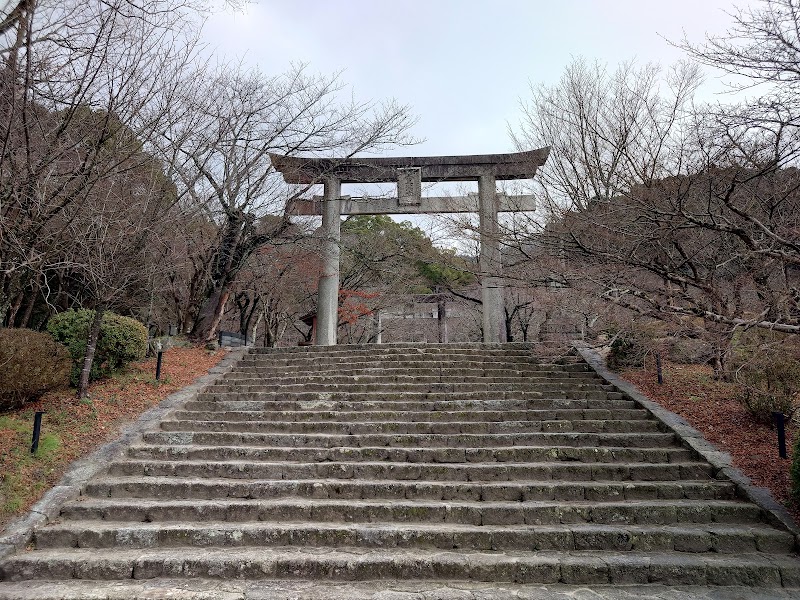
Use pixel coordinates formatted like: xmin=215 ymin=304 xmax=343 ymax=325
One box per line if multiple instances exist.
xmin=270 ymin=148 xmax=549 ymax=345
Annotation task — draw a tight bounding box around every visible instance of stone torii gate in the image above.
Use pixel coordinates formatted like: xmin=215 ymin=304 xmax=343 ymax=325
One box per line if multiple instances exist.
xmin=270 ymin=148 xmax=549 ymax=345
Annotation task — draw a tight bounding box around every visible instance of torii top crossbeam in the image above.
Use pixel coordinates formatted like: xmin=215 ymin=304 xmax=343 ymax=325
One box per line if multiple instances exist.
xmin=269 ymin=148 xmax=549 ymax=184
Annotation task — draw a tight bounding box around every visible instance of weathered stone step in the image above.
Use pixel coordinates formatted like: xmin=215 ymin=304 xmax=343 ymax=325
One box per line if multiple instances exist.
xmin=223 ymin=369 xmax=605 ymax=384
xmin=3 ymin=580 xmax=800 ymax=600
xmin=241 ymin=348 xmax=570 ymax=360
xmin=228 ymin=367 xmax=593 ymax=380
xmin=127 ymin=444 xmax=694 ymax=464
xmin=142 ymin=430 xmax=678 ymax=449
xmin=237 ymin=351 xmax=581 ymax=362
xmin=232 ymin=361 xmax=591 ymax=373
xmin=223 ymin=371 xmax=602 ymax=382
xmin=247 ymin=342 xmax=570 ymax=352
xmin=246 ymin=344 xmax=570 ymax=355
xmin=34 ymin=521 xmax=793 ymax=554
xmin=239 ymin=354 xmax=577 ymax=365
xmin=158 ymin=418 xmax=660 ymax=435
xmin=196 ymin=390 xmax=625 ymax=403
xmin=171 ymin=408 xmax=650 ymax=424
xmin=204 ymin=382 xmax=614 ymax=394
xmin=247 ymin=342 xmax=552 ymax=360
xmin=213 ymin=376 xmax=610 ymax=385
xmin=3 ymin=547 xmax=798 ymax=586
xmin=107 ymin=458 xmax=714 ymax=482
xmin=82 ymin=476 xmax=737 ymax=502
xmin=59 ymin=497 xmax=757 ymax=527
xmin=185 ymin=398 xmax=635 ymax=412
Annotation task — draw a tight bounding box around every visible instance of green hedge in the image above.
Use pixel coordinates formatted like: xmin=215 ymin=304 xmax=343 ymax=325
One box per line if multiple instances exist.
xmin=0 ymin=328 xmax=71 ymax=412
xmin=47 ymin=309 xmax=147 ymax=385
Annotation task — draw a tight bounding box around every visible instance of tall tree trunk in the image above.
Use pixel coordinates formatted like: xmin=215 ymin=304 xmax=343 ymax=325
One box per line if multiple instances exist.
xmin=19 ymin=274 xmax=39 ymax=328
xmin=0 ymin=272 xmax=9 ymax=319
xmin=504 ymin=308 xmax=514 ymax=343
xmin=77 ymin=305 xmax=105 ymax=399
xmin=192 ymin=286 xmax=230 ymax=342
xmin=5 ymin=290 xmax=24 ymax=327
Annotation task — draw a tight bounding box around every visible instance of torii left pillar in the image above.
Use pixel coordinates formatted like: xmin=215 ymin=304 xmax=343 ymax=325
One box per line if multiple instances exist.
xmin=316 ymin=177 xmax=341 ymax=345
xmin=479 ymin=173 xmax=506 ymax=343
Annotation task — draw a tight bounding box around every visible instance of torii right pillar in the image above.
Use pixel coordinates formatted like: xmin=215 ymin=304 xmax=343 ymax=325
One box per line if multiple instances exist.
xmin=478 ymin=172 xmax=506 ymax=343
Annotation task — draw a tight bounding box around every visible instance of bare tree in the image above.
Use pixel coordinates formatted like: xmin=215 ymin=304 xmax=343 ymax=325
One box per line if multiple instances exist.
xmin=0 ymin=0 xmax=205 ymax=319
xmin=223 ymin=222 xmax=318 ymax=347
xmin=0 ymin=0 xmax=211 ymax=395
xmin=159 ymin=63 xmax=417 ymax=342
xmin=64 ymin=148 xmax=176 ymax=397
xmin=509 ymin=33 xmax=800 ymax=373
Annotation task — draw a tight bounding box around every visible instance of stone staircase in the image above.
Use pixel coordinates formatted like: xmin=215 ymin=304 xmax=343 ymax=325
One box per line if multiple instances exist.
xmin=1 ymin=342 xmax=799 ymax=598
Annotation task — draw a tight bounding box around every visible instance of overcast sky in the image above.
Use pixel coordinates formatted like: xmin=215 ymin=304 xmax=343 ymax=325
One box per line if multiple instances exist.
xmin=202 ymin=0 xmax=752 ymax=158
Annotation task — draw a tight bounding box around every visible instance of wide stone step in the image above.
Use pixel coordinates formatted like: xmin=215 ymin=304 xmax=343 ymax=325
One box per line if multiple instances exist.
xmin=240 ymin=349 xmax=570 ymax=360
xmin=218 ymin=373 xmax=604 ymax=383
xmin=59 ymin=497 xmax=758 ymax=527
xmin=247 ymin=344 xmax=572 ymax=353
xmin=241 ymin=348 xmax=575 ymax=358
xmin=247 ymin=344 xmax=568 ymax=354
xmin=244 ymin=347 xmax=559 ymax=356
xmin=228 ymin=367 xmax=592 ymax=384
xmin=237 ymin=352 xmax=582 ymax=361
xmin=223 ymin=372 xmax=603 ymax=383
xmin=238 ymin=357 xmax=566 ymax=368
xmin=33 ymin=521 xmax=794 ymax=554
xmin=82 ymin=476 xmax=738 ymax=502
xmin=126 ymin=444 xmax=695 ymax=464
xmin=185 ymin=398 xmax=635 ymax=412
xmin=4 ymin=580 xmax=800 ymax=600
xmin=232 ymin=362 xmax=591 ymax=374
xmin=3 ymin=547 xmax=798 ymax=586
xmin=158 ymin=418 xmax=660 ymax=435
xmin=107 ymin=459 xmax=714 ymax=482
xmin=196 ymin=391 xmax=626 ymax=403
xmin=204 ymin=383 xmax=614 ymax=394
xmin=212 ymin=376 xmax=612 ymax=385
xmin=170 ymin=408 xmax=650 ymax=424
xmin=141 ymin=430 xmax=678 ymax=449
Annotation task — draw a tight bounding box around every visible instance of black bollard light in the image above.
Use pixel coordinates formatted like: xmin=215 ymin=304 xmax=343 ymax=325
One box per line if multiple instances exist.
xmin=155 ymin=351 xmax=163 ymax=381
xmin=656 ymin=352 xmax=663 ymax=385
xmin=154 ymin=341 xmax=163 ymax=381
xmin=30 ymin=411 xmax=44 ymax=454
xmin=773 ymin=412 xmax=788 ymax=459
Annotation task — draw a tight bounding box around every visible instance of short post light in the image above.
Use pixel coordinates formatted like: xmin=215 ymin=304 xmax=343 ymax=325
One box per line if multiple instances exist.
xmin=155 ymin=340 xmax=164 ymax=381
xmin=30 ymin=411 xmax=44 ymax=454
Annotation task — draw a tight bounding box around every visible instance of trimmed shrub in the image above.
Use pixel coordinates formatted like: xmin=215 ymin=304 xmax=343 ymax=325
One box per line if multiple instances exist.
xmin=47 ymin=309 xmax=147 ymax=385
xmin=662 ymin=337 xmax=715 ymax=365
xmin=607 ymin=333 xmax=649 ymax=371
xmin=733 ymin=352 xmax=800 ymax=426
xmin=0 ymin=328 xmax=71 ymax=412
xmin=729 ymin=331 xmax=800 ymax=425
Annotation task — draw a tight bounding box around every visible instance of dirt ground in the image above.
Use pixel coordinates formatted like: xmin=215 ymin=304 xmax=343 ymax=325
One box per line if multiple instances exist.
xmin=0 ymin=346 xmax=225 ymax=529
xmin=622 ymin=360 xmax=799 ymax=525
